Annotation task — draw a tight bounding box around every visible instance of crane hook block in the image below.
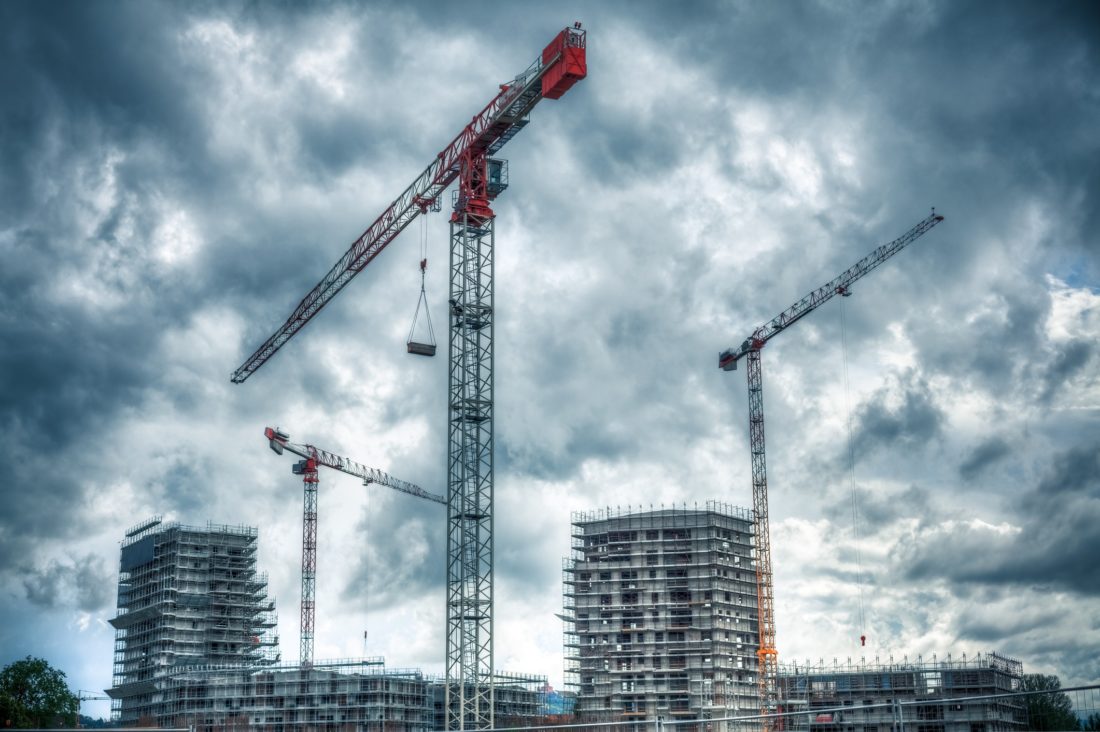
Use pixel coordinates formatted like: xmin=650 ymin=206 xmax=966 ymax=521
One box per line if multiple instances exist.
xmin=541 ymin=25 xmax=587 ymax=100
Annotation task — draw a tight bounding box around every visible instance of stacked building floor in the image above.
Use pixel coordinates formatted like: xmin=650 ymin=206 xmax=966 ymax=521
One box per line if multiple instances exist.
xmin=107 ymin=517 xmax=544 ymax=731
xmin=563 ymin=503 xmax=761 ymax=724
xmin=776 ymin=652 xmax=1026 ymax=731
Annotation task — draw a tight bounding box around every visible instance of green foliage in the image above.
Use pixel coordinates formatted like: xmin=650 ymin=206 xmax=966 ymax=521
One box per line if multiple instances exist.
xmin=0 ymin=656 xmax=79 ymax=728
xmin=1022 ymin=673 xmax=1081 ymax=731
xmin=77 ymin=714 xmax=113 ymax=729
xmin=1082 ymin=712 xmax=1100 ymax=731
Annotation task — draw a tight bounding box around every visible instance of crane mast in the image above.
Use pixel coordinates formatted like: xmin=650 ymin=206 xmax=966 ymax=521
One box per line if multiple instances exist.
xmin=265 ymin=427 xmax=445 ymax=668
xmin=718 ymin=212 xmax=944 ymax=729
xmin=444 ymin=27 xmax=587 ymax=722
xmin=238 ymin=29 xmax=585 ymax=729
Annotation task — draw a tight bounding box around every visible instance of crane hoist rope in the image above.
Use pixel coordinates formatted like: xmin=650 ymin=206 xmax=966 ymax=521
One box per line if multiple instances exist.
xmin=839 ymin=295 xmax=868 ymax=646
xmin=407 ymin=215 xmax=437 ymax=356
xmin=362 ymin=469 xmax=373 ymax=655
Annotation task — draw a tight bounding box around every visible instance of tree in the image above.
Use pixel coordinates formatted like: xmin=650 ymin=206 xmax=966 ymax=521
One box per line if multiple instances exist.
xmin=0 ymin=656 xmax=79 ymax=728
xmin=1022 ymin=673 xmax=1080 ymax=731
xmin=1082 ymin=712 xmax=1100 ymax=732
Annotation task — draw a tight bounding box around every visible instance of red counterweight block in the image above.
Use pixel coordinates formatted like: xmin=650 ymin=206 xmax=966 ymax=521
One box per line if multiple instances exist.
xmin=541 ymin=26 xmax=587 ymax=100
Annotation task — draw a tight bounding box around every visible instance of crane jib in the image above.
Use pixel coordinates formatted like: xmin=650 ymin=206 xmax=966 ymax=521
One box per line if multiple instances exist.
xmin=230 ymin=26 xmax=586 ymax=383
xmin=718 ymin=212 xmax=944 ymax=370
xmin=263 ymin=427 xmax=446 ymax=505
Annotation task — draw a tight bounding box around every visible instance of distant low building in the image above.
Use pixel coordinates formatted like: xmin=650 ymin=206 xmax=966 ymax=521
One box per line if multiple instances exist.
xmin=149 ymin=661 xmax=433 ymax=731
xmin=776 ymin=651 xmax=1026 ymax=731
xmin=430 ymin=673 xmax=548 ymax=731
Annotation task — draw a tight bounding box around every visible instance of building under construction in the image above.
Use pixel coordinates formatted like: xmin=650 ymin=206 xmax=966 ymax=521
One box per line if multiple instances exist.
xmin=107 ymin=517 xmax=281 ymax=721
xmin=776 ymin=651 xmax=1026 ymax=731
xmin=107 ymin=517 xmax=545 ymax=731
xmin=111 ymin=656 xmax=545 ymax=732
xmin=429 ymin=673 xmax=549 ymax=731
xmin=139 ymin=660 xmax=434 ymax=731
xmin=563 ymin=503 xmax=760 ymax=725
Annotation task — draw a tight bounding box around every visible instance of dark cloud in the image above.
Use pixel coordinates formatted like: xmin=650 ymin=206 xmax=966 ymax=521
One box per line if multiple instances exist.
xmin=1 ymin=0 xmax=1098 ymax=693
xmin=1032 ymin=443 xmax=1100 ymax=500
xmin=824 ymin=484 xmax=935 ymax=535
xmin=342 ymin=503 xmax=444 ymax=612
xmin=1039 ymin=339 xmax=1093 ymax=405
xmin=956 ymin=605 xmax=1061 ymax=645
xmin=958 ymin=437 xmax=1011 ymax=481
xmin=851 ymin=372 xmax=944 ymax=463
xmin=21 ymin=554 xmax=114 ymax=612
xmin=898 ymin=442 xmax=1100 ymax=596
xmin=0 ymin=3 xmax=191 ymax=217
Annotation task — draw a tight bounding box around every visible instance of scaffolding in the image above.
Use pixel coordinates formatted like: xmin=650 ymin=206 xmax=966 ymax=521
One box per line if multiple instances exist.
xmin=562 ymin=503 xmax=760 ymax=726
xmin=430 ymin=671 xmax=548 ymax=730
xmin=106 ymin=659 xmax=428 ymax=732
xmin=107 ymin=518 xmax=549 ymax=732
xmin=109 ymin=519 xmax=280 ymax=722
xmin=776 ymin=651 xmax=1027 ymax=731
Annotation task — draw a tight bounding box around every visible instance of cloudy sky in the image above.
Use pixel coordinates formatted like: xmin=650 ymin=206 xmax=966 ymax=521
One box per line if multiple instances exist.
xmin=2 ymin=0 xmax=1098 ymax=717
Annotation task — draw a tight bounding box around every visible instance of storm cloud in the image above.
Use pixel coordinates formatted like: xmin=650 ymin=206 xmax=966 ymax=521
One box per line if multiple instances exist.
xmin=1 ymin=0 xmax=1098 ymax=707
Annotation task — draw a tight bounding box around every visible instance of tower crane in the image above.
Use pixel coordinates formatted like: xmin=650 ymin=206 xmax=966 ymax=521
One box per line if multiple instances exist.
xmin=236 ymin=26 xmax=586 ymax=729
xmin=265 ymin=427 xmax=444 ymax=668
xmin=718 ymin=211 xmax=945 ymax=728
xmin=75 ymin=690 xmax=110 ymax=728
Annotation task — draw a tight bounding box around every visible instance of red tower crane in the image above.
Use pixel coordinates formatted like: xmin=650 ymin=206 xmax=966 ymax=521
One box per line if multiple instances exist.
xmin=718 ymin=211 xmax=945 ymax=728
xmin=237 ymin=26 xmax=586 ymax=729
xmin=265 ymin=427 xmax=444 ymax=667
xmin=229 ymin=26 xmax=586 ymax=384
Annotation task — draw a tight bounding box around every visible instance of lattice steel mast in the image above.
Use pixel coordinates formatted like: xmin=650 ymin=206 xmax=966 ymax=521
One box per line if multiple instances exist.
xmin=234 ymin=29 xmax=586 ymax=730
xmin=718 ymin=211 xmax=945 ymax=729
xmin=265 ymin=427 xmax=446 ymax=667
xmin=297 ymin=455 xmax=319 ymax=667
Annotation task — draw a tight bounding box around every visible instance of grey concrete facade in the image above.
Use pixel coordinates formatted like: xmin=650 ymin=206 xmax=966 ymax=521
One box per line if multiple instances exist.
xmin=108 ymin=518 xmax=280 ymax=722
xmin=563 ymin=503 xmax=761 ymax=724
xmin=106 ymin=517 xmax=545 ymax=731
xmin=141 ymin=663 xmax=433 ymax=732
